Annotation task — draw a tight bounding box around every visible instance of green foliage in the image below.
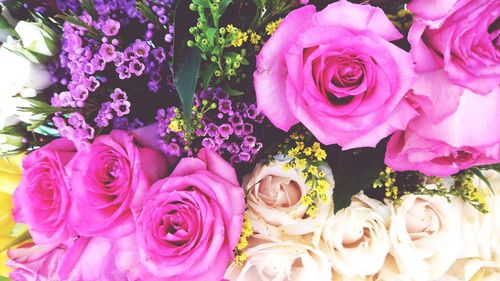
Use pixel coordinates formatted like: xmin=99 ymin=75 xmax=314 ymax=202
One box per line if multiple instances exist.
xmin=136 ymin=0 xmax=163 ymax=27
xmin=173 ymin=0 xmax=203 ymax=128
xmin=326 ymin=141 xmax=387 ymax=213
xmin=187 ymin=0 xmax=250 ymax=92
xmin=250 ymin=0 xmax=294 ymax=29
xmin=173 ymin=44 xmax=202 ymax=129
xmin=0 ymin=7 xmax=18 ymax=39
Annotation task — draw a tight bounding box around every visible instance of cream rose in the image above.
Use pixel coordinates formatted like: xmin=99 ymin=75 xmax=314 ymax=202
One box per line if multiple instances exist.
xmin=389 ymin=194 xmax=462 ymax=281
xmin=243 ymin=155 xmax=333 ymax=239
xmin=313 ymin=194 xmax=390 ymax=278
xmin=457 ymin=170 xmax=500 ymax=263
xmin=224 ymin=239 xmax=332 ymax=281
xmin=436 ymin=258 xmax=500 ymax=281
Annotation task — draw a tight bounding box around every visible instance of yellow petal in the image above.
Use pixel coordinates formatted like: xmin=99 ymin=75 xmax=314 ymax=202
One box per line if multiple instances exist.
xmin=0 ymin=192 xmax=14 ymax=236
xmin=0 ymin=249 xmax=11 ymax=278
xmin=0 ymin=154 xmax=24 ymax=195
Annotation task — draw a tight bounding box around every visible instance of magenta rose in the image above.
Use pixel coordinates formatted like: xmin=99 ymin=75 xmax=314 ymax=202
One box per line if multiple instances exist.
xmin=385 ymin=88 xmax=500 ymax=176
xmin=133 ymin=148 xmax=245 ymax=281
xmin=7 ymin=242 xmax=66 ymax=281
xmin=254 ymin=0 xmax=417 ymax=149
xmin=13 ymin=139 xmax=76 ymax=244
xmin=409 ymin=0 xmax=499 ymax=95
xmin=68 ymin=130 xmax=169 ymax=238
xmin=407 ymin=0 xmax=460 ymax=25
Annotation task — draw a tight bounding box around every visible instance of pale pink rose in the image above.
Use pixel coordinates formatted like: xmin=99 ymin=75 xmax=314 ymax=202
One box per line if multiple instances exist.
xmin=68 ymin=130 xmax=168 ymax=238
xmin=254 ymin=0 xmax=417 ymax=149
xmin=385 ymin=88 xmax=500 ymax=177
xmin=13 ymin=139 xmax=76 ymax=244
xmin=133 ymin=148 xmax=245 ymax=281
xmin=409 ymin=0 xmax=499 ymax=95
xmin=7 ymin=242 xmax=66 ymax=281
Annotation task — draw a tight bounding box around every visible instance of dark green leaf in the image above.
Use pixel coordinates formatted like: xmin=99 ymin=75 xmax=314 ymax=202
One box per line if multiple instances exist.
xmin=220 ymin=0 xmax=233 ymax=13
xmin=470 ymin=167 xmax=494 ymax=195
xmin=174 ymin=47 xmax=201 ymax=126
xmin=173 ymin=0 xmax=198 ymax=74
xmin=327 ymin=140 xmax=388 ymax=213
xmin=206 ymin=27 xmax=217 ymax=46
xmin=202 ymin=63 xmax=218 ymax=88
xmin=224 ymin=84 xmax=244 ymax=96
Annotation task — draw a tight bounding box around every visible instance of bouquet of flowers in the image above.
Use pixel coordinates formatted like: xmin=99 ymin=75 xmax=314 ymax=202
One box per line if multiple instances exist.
xmin=0 ymin=0 xmax=499 ymax=280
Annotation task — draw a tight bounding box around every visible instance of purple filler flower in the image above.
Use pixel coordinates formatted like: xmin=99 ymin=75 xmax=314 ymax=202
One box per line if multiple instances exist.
xmin=102 ymin=19 xmax=121 ymax=36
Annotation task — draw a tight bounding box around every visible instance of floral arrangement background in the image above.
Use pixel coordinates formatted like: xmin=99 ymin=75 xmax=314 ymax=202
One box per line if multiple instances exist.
xmin=0 ymin=0 xmax=499 ymax=280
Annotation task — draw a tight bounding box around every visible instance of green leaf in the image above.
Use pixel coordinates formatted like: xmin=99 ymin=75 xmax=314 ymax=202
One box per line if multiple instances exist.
xmin=224 ymin=84 xmax=244 ymax=96
xmin=220 ymin=0 xmax=233 ymax=13
xmin=174 ymin=47 xmax=201 ymax=127
xmin=173 ymin=0 xmax=198 ymax=72
xmin=202 ymin=63 xmax=218 ymax=88
xmin=0 ymin=275 xmax=11 ymax=281
xmin=173 ymin=0 xmax=202 ymax=127
xmin=206 ymin=27 xmax=217 ymax=46
xmin=470 ymin=167 xmax=494 ymax=195
xmin=327 ymin=140 xmax=388 ymax=213
xmin=0 ymin=12 xmax=18 ymax=38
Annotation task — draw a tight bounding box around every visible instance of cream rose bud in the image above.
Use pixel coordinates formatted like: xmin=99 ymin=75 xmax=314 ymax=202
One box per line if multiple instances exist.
xmin=224 ymin=239 xmax=332 ymax=281
xmin=15 ymin=21 xmax=58 ymax=57
xmin=243 ymin=155 xmax=334 ymax=239
xmin=314 ymin=194 xmax=391 ymax=278
xmin=389 ymin=195 xmax=463 ymax=281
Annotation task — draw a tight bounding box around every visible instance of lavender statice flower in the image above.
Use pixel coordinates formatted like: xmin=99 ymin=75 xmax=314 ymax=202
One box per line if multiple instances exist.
xmin=156 ymin=88 xmax=265 ymax=164
xmin=47 ymin=0 xmax=177 ymax=148
xmin=197 ymin=88 xmax=265 ymax=164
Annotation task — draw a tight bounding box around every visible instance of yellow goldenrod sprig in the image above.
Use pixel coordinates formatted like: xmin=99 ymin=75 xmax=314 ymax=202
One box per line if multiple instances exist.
xmin=265 ymin=18 xmax=283 ymax=36
xmin=276 ymin=133 xmax=332 ymax=216
xmin=451 ymin=171 xmax=488 ymax=213
xmin=234 ymin=212 xmax=253 ymax=266
xmin=387 ymin=8 xmax=413 ymax=33
xmin=373 ymin=167 xmax=401 ymax=206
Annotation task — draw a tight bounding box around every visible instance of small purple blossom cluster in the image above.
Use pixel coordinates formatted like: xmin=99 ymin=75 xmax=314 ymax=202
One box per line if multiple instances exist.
xmin=156 ymin=107 xmax=189 ymax=157
xmin=113 ymin=117 xmax=144 ymax=131
xmin=53 ymin=113 xmax=95 ymax=151
xmin=49 ymin=0 xmax=176 ymax=149
xmin=156 ymin=88 xmax=265 ymax=164
xmin=95 ymin=88 xmax=131 ymax=127
xmin=198 ymin=88 xmax=265 ymax=164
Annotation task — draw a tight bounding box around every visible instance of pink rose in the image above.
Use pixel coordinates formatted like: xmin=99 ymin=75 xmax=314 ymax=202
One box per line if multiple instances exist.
xmin=254 ymin=0 xmax=417 ymax=149
xmin=385 ymin=88 xmax=500 ymax=176
xmin=57 ymin=237 xmax=128 ymax=281
xmin=407 ymin=0 xmax=460 ymax=25
xmin=409 ymin=0 xmax=499 ymax=95
xmin=13 ymin=139 xmax=76 ymax=244
xmin=7 ymin=242 xmax=66 ymax=281
xmin=68 ymin=130 xmax=168 ymax=238
xmin=133 ymin=148 xmax=245 ymax=281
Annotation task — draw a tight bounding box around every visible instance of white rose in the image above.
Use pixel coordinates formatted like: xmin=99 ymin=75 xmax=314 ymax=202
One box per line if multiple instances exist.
xmin=313 ymin=194 xmax=390 ymax=278
xmin=15 ymin=21 xmax=58 ymax=57
xmin=459 ymin=170 xmax=500 ymax=262
xmin=0 ymin=46 xmax=52 ymax=129
xmin=0 ymin=45 xmax=52 ymax=96
xmin=435 ymin=258 xmax=500 ymax=281
xmin=243 ymin=155 xmax=333 ymax=240
xmin=225 ymin=239 xmax=332 ymax=281
xmin=389 ymin=195 xmax=462 ymax=281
